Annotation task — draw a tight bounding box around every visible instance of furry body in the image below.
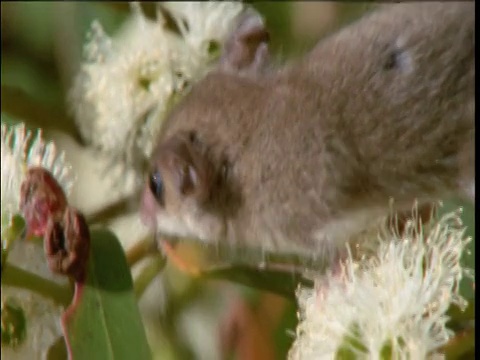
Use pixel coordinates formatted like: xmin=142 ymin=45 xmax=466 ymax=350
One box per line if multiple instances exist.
xmin=142 ymin=2 xmax=475 ymax=259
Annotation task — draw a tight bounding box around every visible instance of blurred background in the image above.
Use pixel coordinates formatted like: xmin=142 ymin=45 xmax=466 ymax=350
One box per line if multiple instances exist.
xmin=1 ymin=2 xmax=474 ymax=360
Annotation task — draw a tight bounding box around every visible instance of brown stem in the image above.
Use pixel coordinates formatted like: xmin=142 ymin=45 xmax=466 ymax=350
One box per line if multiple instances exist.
xmin=86 ymin=192 xmax=141 ymax=225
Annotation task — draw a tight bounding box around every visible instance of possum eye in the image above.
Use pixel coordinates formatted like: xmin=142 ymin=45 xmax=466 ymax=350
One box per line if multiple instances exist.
xmin=149 ymin=170 xmax=165 ymax=206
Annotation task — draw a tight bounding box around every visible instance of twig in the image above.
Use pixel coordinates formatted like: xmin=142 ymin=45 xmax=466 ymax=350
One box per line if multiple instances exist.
xmin=160 ymin=240 xmax=202 ymax=276
xmin=126 ymin=236 xmax=157 ymax=267
xmin=86 ymin=192 xmax=141 ymax=225
xmin=133 ymin=255 xmax=167 ymax=299
xmin=2 ymin=264 xmax=73 ymax=306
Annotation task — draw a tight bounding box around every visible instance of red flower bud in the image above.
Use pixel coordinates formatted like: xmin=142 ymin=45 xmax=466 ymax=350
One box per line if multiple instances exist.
xmin=20 ymin=167 xmax=68 ymax=238
xmin=44 ymin=207 xmax=90 ymax=282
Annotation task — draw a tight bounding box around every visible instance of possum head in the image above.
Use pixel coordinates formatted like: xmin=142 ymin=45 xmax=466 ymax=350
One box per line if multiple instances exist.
xmin=141 ymin=8 xmax=270 ymax=244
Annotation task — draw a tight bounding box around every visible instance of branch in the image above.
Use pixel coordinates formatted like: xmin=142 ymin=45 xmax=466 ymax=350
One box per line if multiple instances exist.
xmin=126 ymin=236 xmax=157 ymax=267
xmin=86 ymin=191 xmax=142 ymax=225
xmin=133 ymin=255 xmax=166 ymax=299
xmin=2 ymin=263 xmax=73 ymax=306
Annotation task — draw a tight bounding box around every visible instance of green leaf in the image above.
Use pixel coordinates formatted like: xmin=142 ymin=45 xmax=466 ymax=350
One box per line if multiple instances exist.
xmin=273 ymin=301 xmax=298 ymax=359
xmin=62 ymin=229 xmax=151 ymax=360
xmin=203 ymin=265 xmax=313 ymax=299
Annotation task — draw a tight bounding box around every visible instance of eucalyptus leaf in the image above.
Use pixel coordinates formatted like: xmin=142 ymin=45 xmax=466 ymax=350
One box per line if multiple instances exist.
xmin=62 ymin=229 xmax=151 ymax=360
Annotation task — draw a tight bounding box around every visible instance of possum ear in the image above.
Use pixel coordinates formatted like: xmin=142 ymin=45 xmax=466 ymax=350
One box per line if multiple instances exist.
xmin=219 ymin=8 xmax=270 ymax=75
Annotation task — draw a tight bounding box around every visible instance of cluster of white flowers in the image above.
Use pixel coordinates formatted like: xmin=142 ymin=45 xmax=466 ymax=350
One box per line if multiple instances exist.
xmin=289 ymin=210 xmax=471 ymax=360
xmin=161 ymin=1 xmax=244 ymax=57
xmin=1 ymin=123 xmax=74 ymax=232
xmin=69 ymin=1 xmax=244 ymax=185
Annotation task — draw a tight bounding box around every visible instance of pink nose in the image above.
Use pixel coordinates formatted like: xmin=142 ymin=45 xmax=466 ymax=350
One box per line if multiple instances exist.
xmin=140 ymin=186 xmax=158 ymax=230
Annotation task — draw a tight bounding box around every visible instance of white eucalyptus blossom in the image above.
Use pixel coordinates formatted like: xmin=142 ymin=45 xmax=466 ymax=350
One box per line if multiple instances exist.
xmin=69 ymin=1 xmax=245 ymax=186
xmin=1 ymin=123 xmax=74 ymax=231
xmin=160 ymin=1 xmax=244 ymax=58
xmin=289 ymin=209 xmax=472 ymax=360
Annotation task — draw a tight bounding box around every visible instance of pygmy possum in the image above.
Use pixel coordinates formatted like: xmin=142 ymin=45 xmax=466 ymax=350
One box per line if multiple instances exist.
xmin=141 ymin=2 xmax=475 ymax=261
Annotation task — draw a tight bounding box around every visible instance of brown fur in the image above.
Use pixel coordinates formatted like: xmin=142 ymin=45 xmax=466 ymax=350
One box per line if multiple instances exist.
xmin=142 ymin=2 xmax=475 ymax=259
